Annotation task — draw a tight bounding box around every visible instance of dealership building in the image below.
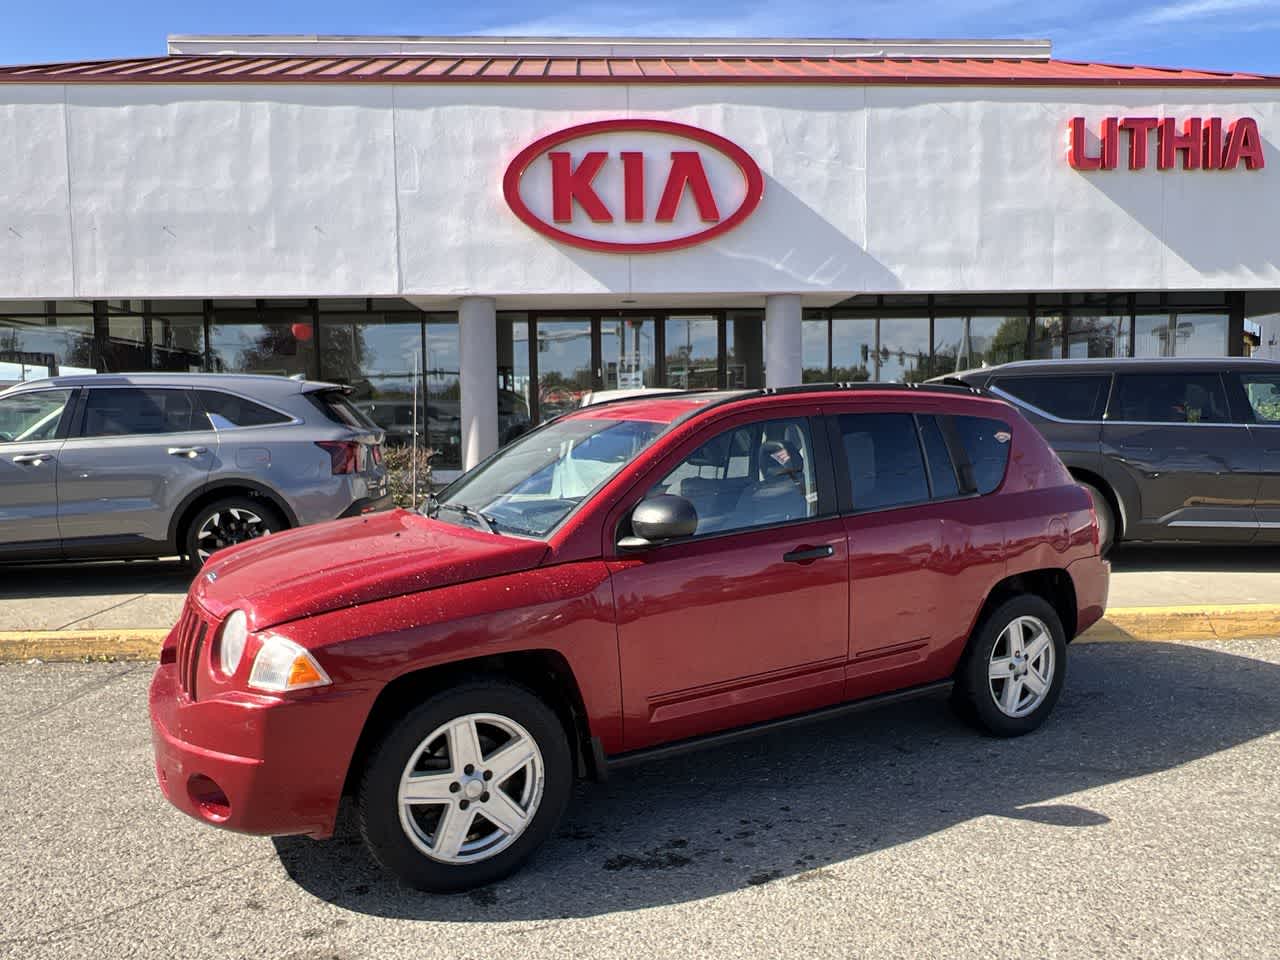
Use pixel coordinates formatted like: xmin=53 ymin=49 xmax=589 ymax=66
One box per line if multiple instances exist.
xmin=1 ymin=34 xmax=1278 ymax=477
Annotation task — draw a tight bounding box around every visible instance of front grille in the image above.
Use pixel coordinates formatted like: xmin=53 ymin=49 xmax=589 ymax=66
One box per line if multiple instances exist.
xmin=174 ymin=601 xmax=212 ymax=701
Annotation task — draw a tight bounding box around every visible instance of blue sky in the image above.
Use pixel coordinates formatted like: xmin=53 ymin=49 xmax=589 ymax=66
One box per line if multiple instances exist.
xmin=2 ymin=0 xmax=1279 ymax=73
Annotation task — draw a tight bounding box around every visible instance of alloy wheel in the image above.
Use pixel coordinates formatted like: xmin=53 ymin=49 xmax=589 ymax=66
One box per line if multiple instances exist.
xmin=195 ymin=507 xmax=270 ymax=563
xmin=396 ymin=713 xmax=545 ymax=865
xmin=987 ymin=615 xmax=1056 ymax=718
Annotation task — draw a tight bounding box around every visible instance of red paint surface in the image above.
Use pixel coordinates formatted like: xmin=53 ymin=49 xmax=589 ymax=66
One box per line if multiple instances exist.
xmin=502 ymin=119 xmax=764 ymax=253
xmin=151 ymin=387 xmax=1109 ymax=840
xmin=5 ymin=54 xmax=1277 ymax=85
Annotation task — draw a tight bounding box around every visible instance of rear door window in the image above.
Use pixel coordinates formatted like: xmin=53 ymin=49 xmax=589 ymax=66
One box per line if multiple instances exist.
xmin=1239 ymin=374 xmax=1280 ymax=423
xmin=1109 ymin=373 xmax=1230 ymax=424
xmin=834 ymin=413 xmax=930 ymax=511
xmin=993 ymin=375 xmax=1110 ymax=421
xmin=198 ymin=390 xmax=292 ymax=428
xmin=80 ymin=388 xmax=207 ymax=437
xmin=952 ymin=416 xmax=1012 ymax=495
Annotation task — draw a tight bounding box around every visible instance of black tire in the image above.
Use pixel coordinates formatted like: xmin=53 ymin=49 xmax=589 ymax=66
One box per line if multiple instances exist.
xmin=953 ymin=595 xmax=1067 ymax=738
xmin=1079 ymin=481 xmax=1115 ymax=555
xmin=357 ymin=680 xmax=572 ymax=892
xmin=183 ymin=496 xmax=285 ymax=569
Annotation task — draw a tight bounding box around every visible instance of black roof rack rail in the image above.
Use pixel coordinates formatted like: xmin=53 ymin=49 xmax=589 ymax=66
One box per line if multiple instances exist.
xmin=760 ymin=381 xmax=987 ymax=397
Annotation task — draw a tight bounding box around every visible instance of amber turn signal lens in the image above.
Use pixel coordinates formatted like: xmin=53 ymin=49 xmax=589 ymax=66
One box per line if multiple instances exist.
xmin=287 ymin=656 xmax=326 ymax=688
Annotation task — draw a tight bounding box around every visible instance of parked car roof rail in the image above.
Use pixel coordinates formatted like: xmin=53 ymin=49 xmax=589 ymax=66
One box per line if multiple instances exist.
xmin=760 ymin=380 xmax=987 ymax=398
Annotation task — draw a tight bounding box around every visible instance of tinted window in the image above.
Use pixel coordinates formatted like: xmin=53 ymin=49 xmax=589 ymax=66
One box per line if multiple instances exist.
xmin=198 ymin=390 xmax=291 ymax=428
xmin=1240 ymin=374 xmax=1280 ymax=423
xmin=0 ymin=390 xmax=73 ymax=443
xmin=649 ymin=417 xmax=818 ymax=535
xmin=953 ymin=416 xmax=1012 ymax=495
xmin=918 ymin=415 xmax=960 ymax=499
xmin=81 ymin=388 xmax=206 ymax=437
xmin=994 ymin=375 xmax=1110 ymax=421
xmin=307 ymin=390 xmax=378 ymax=429
xmin=835 ymin=413 xmax=930 ymax=511
xmin=1109 ymin=373 xmax=1230 ymax=424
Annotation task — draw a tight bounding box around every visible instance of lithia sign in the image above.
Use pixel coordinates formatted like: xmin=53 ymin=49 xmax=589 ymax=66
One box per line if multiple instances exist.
xmin=1068 ymin=116 xmax=1265 ymax=171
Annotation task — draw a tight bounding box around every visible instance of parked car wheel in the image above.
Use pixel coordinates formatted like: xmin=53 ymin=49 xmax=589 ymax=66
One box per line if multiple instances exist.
xmin=1078 ymin=481 xmax=1115 ymax=554
xmin=954 ymin=595 xmax=1067 ymax=738
xmin=357 ymin=681 xmax=572 ymax=892
xmin=184 ymin=496 xmax=284 ymax=568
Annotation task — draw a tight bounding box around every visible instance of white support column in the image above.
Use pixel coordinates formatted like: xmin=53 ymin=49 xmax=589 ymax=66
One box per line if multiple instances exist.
xmin=764 ymin=294 xmax=803 ymax=389
xmin=458 ymin=297 xmax=498 ymax=471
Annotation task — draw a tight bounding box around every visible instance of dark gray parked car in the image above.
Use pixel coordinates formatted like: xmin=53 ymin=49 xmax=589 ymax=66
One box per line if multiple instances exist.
xmin=938 ymin=358 xmax=1280 ymax=551
xmin=0 ymin=373 xmax=390 ymax=566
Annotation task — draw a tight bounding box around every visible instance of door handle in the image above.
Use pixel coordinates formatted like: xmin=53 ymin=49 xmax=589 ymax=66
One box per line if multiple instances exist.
xmin=167 ymin=446 xmax=208 ymax=458
xmin=12 ymin=453 xmax=53 ymax=465
xmin=783 ymin=544 xmax=834 ymax=563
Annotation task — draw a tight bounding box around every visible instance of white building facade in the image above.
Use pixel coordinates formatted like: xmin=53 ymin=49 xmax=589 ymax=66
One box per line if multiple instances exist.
xmin=1 ymin=35 xmax=1278 ymax=476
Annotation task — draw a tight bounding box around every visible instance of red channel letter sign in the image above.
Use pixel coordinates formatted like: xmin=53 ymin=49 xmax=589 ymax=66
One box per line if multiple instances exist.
xmin=1068 ymin=116 xmax=1265 ymax=171
xmin=502 ymin=119 xmax=765 ymax=253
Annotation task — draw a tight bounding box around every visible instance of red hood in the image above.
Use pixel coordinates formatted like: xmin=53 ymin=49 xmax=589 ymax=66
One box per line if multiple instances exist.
xmin=192 ymin=509 xmax=549 ymax=628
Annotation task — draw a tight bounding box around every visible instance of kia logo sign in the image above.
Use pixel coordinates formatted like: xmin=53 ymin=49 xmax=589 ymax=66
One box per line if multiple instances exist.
xmin=502 ymin=119 xmax=765 ymax=253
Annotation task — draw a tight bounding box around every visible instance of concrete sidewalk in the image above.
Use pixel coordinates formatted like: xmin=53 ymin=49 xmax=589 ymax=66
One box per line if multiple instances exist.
xmin=1 ymin=545 xmax=1278 ymax=660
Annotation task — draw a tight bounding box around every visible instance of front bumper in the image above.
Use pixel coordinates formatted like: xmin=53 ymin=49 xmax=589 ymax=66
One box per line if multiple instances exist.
xmin=149 ymin=658 xmax=371 ymax=839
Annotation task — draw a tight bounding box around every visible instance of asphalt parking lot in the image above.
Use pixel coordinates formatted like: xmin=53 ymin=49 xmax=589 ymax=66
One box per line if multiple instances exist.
xmin=2 ymin=636 xmax=1278 ymax=960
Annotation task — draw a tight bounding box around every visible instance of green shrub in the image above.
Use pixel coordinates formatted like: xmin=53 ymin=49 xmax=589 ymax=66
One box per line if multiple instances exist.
xmin=382 ymin=445 xmax=436 ymax=510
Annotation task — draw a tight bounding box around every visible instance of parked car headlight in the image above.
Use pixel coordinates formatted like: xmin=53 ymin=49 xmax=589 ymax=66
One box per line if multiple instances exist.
xmin=218 ymin=610 xmax=248 ymax=677
xmin=248 ymin=636 xmax=331 ymax=693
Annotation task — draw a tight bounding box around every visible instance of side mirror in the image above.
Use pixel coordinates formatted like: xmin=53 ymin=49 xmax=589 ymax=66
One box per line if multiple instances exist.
xmin=619 ymin=494 xmax=699 ymax=551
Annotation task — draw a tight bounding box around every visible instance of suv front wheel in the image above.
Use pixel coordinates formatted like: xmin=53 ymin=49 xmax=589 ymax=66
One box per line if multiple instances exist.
xmin=357 ymin=681 xmax=572 ymax=892
xmin=954 ymin=595 xmax=1067 ymax=737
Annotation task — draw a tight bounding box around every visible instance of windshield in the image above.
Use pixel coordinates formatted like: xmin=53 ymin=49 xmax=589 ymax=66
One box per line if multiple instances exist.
xmin=430 ymin=416 xmax=667 ymax=537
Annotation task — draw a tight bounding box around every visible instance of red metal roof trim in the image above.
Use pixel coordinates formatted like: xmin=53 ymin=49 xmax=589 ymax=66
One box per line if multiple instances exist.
xmin=0 ymin=54 xmax=1276 ymax=85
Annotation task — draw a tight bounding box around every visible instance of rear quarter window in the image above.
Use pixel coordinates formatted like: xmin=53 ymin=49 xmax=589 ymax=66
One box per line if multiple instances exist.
xmin=198 ymin=390 xmax=291 ymax=428
xmin=307 ymin=390 xmax=378 ymax=429
xmin=953 ymin=415 xmax=1012 ymax=495
xmin=992 ymin=375 xmax=1110 ymax=421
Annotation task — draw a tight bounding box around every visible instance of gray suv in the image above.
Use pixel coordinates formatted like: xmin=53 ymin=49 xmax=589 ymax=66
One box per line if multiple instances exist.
xmin=940 ymin=358 xmax=1280 ymax=551
xmin=0 ymin=373 xmax=390 ymax=566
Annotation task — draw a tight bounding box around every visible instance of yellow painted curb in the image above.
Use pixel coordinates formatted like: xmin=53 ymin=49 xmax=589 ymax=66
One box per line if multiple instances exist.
xmin=0 ymin=629 xmax=169 ymax=662
xmin=1080 ymin=604 xmax=1280 ymax=644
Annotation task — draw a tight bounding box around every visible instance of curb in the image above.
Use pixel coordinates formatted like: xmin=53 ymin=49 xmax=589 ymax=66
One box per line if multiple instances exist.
xmin=0 ymin=629 xmax=169 ymax=663
xmin=2 ymin=605 xmax=1279 ymax=662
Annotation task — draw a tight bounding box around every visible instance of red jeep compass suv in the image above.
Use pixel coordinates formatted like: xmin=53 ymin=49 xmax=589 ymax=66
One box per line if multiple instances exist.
xmin=150 ymin=383 xmax=1108 ymax=891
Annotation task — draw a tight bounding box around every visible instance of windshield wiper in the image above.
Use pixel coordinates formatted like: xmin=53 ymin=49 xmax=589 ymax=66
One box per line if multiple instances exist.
xmin=435 ymin=502 xmax=499 ymax=535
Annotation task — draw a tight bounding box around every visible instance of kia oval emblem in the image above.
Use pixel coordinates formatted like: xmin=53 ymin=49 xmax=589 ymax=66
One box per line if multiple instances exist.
xmin=502 ymin=119 xmax=765 ymax=254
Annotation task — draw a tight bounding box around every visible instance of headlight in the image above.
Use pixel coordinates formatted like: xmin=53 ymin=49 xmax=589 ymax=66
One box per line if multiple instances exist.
xmin=248 ymin=636 xmax=331 ymax=693
xmin=218 ymin=610 xmax=248 ymax=677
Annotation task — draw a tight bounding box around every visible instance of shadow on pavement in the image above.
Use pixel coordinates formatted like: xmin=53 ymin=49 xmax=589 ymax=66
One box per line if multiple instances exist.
xmin=1110 ymin=543 xmax=1280 ymax=574
xmin=0 ymin=560 xmax=191 ymax=599
xmin=274 ymin=640 xmax=1280 ymax=919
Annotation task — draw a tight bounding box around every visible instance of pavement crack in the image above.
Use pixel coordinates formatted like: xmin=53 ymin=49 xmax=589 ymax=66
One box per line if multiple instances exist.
xmin=3 ymin=663 xmax=145 ymax=733
xmin=0 ymin=852 xmax=281 ymax=948
xmin=55 ymin=594 xmax=148 ymax=631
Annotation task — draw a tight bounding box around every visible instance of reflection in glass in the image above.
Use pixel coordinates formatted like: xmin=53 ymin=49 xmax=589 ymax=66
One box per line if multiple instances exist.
xmin=151 ymin=314 xmax=205 ymax=372
xmin=877 ymin=317 xmax=930 ymax=382
xmin=933 ymin=316 xmax=1030 ymax=373
xmin=498 ymin=315 xmax=533 ymax=445
xmin=726 ymin=311 xmax=764 ymax=388
xmin=426 ymin=319 xmax=462 ymax=470
xmin=319 ymin=312 xmax=424 ymax=447
xmin=209 ymin=312 xmax=315 ymax=379
xmin=1173 ymin=313 xmax=1228 ymax=357
xmin=1031 ymin=314 xmax=1064 ymax=359
xmin=830 ymin=316 xmax=874 ymax=381
xmin=802 ymin=315 xmax=828 ymax=382
xmin=0 ymin=311 xmax=94 ymax=378
xmin=1068 ymin=315 xmax=1130 ymax=358
xmin=664 ymin=316 xmax=718 ymax=389
xmin=537 ymin=319 xmax=593 ymax=419
xmin=601 ymin=317 xmax=656 ymax=390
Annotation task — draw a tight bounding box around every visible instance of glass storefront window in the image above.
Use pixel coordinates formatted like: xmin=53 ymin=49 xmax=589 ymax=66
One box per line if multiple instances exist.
xmin=1135 ymin=313 xmax=1173 ymax=357
xmin=150 ymin=313 xmax=205 ymax=372
xmin=1068 ymin=314 xmax=1130 ymax=358
xmin=726 ymin=311 xmax=764 ymax=388
xmin=0 ymin=308 xmax=94 ymax=379
xmin=934 ymin=315 xmax=1031 ymax=373
xmin=318 ymin=312 xmax=424 ymax=448
xmin=664 ymin=315 xmax=719 ymax=389
xmin=802 ymin=313 xmax=829 ymax=382
xmin=877 ymin=317 xmax=930 ymax=382
xmin=425 ymin=318 xmax=462 ymax=471
xmin=1031 ymin=314 xmax=1064 ymax=359
xmin=209 ymin=310 xmax=316 ymax=379
xmin=498 ymin=314 xmax=533 ymax=445
xmin=601 ymin=317 xmax=657 ymax=391
xmin=536 ymin=318 xmax=593 ymax=420
xmin=830 ymin=315 xmax=874 ymax=381
xmin=1173 ymin=313 xmax=1228 ymax=357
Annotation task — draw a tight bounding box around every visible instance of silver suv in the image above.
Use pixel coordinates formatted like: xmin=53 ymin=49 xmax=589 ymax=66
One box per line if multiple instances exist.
xmin=0 ymin=373 xmax=390 ymax=566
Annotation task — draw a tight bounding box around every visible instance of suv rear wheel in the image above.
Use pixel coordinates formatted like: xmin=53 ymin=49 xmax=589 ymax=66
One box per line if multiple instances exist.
xmin=357 ymin=681 xmax=572 ymax=892
xmin=184 ymin=496 xmax=284 ymax=568
xmin=953 ymin=595 xmax=1067 ymax=737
